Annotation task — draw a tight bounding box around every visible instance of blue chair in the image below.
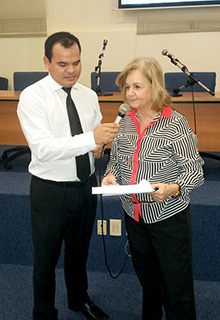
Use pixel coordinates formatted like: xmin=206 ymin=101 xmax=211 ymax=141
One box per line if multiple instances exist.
xmin=91 ymin=71 xmax=120 ymax=94
xmin=1 ymin=72 xmax=47 ymax=169
xmin=165 ymin=71 xmax=219 ymax=162
xmin=0 ymin=76 xmax=8 ymax=90
xmin=164 ymin=72 xmax=216 ymax=95
xmin=13 ymin=71 xmax=48 ymax=90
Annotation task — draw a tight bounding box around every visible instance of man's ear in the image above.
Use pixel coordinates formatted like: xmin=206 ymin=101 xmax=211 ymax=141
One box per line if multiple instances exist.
xmin=43 ymin=55 xmax=50 ymax=69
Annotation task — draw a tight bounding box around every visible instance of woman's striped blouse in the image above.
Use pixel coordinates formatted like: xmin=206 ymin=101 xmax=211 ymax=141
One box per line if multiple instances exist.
xmin=105 ymin=106 xmax=204 ymax=224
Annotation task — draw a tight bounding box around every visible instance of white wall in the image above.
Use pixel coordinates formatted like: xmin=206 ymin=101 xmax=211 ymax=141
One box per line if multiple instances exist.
xmin=1 ymin=0 xmax=220 ymax=91
xmin=0 ymin=37 xmax=45 ymax=90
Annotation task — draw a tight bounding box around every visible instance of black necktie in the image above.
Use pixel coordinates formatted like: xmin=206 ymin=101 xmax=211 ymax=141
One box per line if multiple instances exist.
xmin=62 ymin=87 xmax=90 ymax=183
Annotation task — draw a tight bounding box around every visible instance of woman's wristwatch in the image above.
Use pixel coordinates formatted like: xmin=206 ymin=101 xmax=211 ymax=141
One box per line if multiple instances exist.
xmin=171 ymin=182 xmax=181 ymax=199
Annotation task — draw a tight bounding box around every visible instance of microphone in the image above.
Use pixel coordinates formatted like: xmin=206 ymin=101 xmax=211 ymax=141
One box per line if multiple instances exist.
xmin=114 ymin=103 xmax=130 ymax=124
xmin=101 ymin=103 xmax=130 ymax=157
xmin=162 ymin=49 xmax=188 ymax=71
xmin=161 ymin=49 xmax=178 ymax=61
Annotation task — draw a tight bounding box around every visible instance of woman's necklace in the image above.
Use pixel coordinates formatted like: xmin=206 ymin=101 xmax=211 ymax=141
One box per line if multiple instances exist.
xmin=137 ymin=110 xmax=159 ymax=133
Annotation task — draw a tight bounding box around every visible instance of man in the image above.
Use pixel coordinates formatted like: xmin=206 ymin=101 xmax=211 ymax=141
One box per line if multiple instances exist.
xmin=17 ymin=31 xmax=120 ymax=320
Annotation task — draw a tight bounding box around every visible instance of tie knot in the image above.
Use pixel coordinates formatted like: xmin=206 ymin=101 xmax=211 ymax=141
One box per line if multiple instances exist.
xmin=62 ymin=87 xmax=72 ymax=95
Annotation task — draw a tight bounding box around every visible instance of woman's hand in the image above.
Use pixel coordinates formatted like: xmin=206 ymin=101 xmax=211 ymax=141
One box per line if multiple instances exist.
xmin=101 ymin=173 xmax=118 ymax=186
xmin=148 ymin=183 xmax=180 ymax=202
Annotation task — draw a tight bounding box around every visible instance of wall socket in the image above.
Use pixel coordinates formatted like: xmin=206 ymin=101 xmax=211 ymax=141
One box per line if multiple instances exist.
xmin=109 ymin=219 xmax=122 ymax=236
xmin=97 ymin=220 xmax=107 ymax=235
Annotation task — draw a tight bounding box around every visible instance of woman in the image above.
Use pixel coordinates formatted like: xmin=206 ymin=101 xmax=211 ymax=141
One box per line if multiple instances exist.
xmin=101 ymin=57 xmax=204 ymax=320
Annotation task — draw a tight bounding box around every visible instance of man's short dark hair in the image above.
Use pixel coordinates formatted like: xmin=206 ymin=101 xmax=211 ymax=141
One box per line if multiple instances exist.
xmin=45 ymin=31 xmax=81 ymax=62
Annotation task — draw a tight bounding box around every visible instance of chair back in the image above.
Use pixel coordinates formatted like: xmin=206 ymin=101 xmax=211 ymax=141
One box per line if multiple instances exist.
xmin=13 ymin=72 xmax=48 ymax=90
xmin=164 ymin=72 xmax=216 ymax=94
xmin=91 ymin=71 xmax=120 ymax=92
xmin=0 ymin=76 xmax=9 ymax=90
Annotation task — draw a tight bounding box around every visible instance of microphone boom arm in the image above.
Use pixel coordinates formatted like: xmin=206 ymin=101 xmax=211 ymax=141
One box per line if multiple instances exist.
xmin=165 ymin=51 xmax=215 ymax=96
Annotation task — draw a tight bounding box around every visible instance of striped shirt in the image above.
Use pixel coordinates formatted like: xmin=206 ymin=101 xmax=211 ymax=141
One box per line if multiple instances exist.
xmin=105 ymin=106 xmax=204 ymax=224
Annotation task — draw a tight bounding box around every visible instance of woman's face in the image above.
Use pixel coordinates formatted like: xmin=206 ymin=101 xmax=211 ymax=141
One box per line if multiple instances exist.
xmin=125 ymin=69 xmax=153 ymax=111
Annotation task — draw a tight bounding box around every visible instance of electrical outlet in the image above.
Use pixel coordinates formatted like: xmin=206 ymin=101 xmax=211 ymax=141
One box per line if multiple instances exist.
xmin=109 ymin=219 xmax=121 ymax=236
xmin=97 ymin=220 xmax=107 ymax=235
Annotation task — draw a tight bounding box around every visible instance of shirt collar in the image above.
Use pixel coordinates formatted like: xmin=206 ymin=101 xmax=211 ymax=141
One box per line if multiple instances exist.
xmin=161 ymin=106 xmax=172 ymax=119
xmin=47 ymin=73 xmax=79 ymax=92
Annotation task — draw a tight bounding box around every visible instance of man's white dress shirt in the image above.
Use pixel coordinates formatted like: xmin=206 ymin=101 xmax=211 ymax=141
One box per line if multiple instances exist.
xmin=17 ymin=74 xmax=102 ymax=182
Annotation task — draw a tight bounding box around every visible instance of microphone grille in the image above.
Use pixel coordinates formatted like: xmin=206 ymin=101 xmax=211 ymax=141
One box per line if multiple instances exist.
xmin=162 ymin=49 xmax=168 ymax=56
xmin=119 ymin=103 xmax=130 ymax=115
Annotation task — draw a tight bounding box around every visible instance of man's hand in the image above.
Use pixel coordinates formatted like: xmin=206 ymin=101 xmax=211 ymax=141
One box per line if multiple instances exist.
xmin=92 ymin=145 xmax=104 ymax=159
xmin=93 ymin=123 xmax=120 ymax=145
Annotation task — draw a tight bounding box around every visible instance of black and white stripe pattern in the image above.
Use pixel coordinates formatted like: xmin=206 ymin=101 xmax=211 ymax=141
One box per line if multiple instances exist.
xmin=105 ymin=106 xmax=204 ymax=224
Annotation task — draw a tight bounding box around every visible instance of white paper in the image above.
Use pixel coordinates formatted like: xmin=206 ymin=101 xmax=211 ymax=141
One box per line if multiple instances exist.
xmin=92 ymin=179 xmax=154 ymax=196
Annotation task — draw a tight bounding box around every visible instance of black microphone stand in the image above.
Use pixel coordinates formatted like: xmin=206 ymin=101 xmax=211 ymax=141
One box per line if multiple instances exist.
xmin=172 ymin=77 xmax=196 ymax=97
xmin=94 ymin=40 xmax=113 ymax=96
xmin=168 ymin=57 xmax=215 ymax=97
xmin=168 ymin=56 xmax=219 ymax=162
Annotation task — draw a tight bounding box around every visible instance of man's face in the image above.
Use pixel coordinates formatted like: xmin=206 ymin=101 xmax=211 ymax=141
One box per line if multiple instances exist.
xmin=44 ymin=42 xmax=81 ymax=87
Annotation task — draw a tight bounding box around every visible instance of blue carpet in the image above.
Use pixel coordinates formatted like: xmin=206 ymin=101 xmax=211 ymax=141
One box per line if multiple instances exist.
xmin=0 ymin=146 xmax=220 ymax=319
xmin=1 ymin=264 xmax=220 ymax=320
xmin=1 ymin=175 xmax=219 ymax=281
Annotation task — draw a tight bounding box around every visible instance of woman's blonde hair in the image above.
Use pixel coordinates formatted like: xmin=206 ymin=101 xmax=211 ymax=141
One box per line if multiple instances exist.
xmin=116 ymin=57 xmax=171 ymax=111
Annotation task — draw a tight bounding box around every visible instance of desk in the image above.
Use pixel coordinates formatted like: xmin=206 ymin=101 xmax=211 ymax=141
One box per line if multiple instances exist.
xmin=170 ymin=92 xmax=220 ymax=152
xmin=0 ymin=91 xmax=27 ymax=145
xmin=0 ymin=91 xmax=220 ymax=151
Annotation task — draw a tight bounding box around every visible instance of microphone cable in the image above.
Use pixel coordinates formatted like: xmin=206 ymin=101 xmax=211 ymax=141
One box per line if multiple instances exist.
xmin=190 ymin=86 xmax=197 ymax=134
xmin=96 ymin=152 xmax=130 ymax=279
